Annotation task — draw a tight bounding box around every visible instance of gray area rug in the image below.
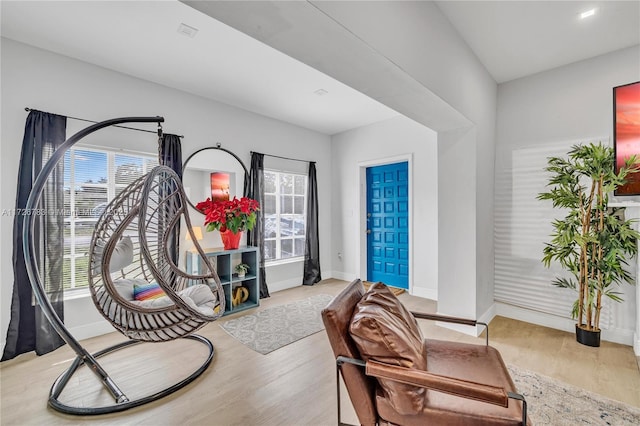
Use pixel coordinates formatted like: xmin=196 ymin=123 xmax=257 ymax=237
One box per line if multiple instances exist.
xmin=508 ymin=364 xmax=640 ymax=425
xmin=220 ymin=294 xmax=333 ymax=355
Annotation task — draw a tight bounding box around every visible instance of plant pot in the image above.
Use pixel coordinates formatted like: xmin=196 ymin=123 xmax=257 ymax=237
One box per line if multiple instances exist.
xmin=237 ymin=272 xmax=245 ymax=279
xmin=220 ymin=230 xmax=242 ymax=250
xmin=575 ymin=324 xmax=601 ymax=347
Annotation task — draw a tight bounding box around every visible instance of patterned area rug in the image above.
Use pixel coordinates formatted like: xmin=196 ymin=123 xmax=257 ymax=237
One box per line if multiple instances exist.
xmin=220 ymin=294 xmax=333 ymax=355
xmin=508 ymin=364 xmax=640 ymax=425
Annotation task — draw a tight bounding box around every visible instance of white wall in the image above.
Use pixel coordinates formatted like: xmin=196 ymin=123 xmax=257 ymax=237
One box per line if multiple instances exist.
xmin=316 ymin=1 xmax=498 ymax=322
xmin=331 ymin=116 xmax=438 ymax=298
xmin=495 ymin=45 xmax=640 ymax=344
xmin=1 ymin=38 xmax=332 ymax=349
xmin=437 ymin=127 xmax=478 ymax=323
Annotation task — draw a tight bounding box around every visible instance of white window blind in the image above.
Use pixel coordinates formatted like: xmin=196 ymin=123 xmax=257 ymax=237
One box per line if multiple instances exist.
xmin=63 ymin=146 xmax=157 ymax=295
xmin=494 ymin=140 xmax=614 ymax=328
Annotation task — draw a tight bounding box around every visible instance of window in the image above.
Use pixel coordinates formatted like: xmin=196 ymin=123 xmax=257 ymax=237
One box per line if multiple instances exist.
xmin=263 ymin=170 xmax=307 ymax=262
xmin=63 ymin=146 xmax=157 ymax=293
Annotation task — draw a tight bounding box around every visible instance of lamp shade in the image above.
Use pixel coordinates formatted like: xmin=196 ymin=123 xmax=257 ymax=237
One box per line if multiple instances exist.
xmin=186 ymin=226 xmax=203 ymax=241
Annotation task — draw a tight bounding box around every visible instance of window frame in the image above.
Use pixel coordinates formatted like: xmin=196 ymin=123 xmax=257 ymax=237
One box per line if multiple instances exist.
xmin=63 ymin=145 xmax=157 ymax=298
xmin=263 ymin=169 xmax=308 ymax=264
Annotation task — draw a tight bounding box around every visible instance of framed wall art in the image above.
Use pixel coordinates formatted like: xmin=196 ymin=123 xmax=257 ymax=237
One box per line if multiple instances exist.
xmin=210 ymin=172 xmax=230 ymax=202
xmin=614 ymin=81 xmax=640 ymax=195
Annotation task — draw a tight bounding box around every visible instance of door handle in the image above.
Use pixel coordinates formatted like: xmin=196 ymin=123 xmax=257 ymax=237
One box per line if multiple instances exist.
xmin=366 ymin=229 xmax=372 ymax=234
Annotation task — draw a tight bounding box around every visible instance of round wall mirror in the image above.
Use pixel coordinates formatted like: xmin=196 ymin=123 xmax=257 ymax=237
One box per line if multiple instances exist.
xmin=182 ymin=146 xmax=249 ymax=213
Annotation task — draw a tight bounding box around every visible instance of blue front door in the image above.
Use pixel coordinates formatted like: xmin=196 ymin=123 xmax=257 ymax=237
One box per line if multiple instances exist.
xmin=366 ymin=162 xmax=409 ymax=289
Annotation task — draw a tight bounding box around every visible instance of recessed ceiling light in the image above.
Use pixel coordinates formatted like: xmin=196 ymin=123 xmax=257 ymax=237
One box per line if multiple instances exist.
xmin=177 ymin=23 xmax=198 ymax=38
xmin=580 ymin=8 xmax=597 ymax=20
xmin=314 ymin=89 xmax=328 ymax=96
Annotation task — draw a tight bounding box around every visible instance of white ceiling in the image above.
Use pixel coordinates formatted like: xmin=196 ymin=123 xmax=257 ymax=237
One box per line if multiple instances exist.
xmin=436 ymin=1 xmax=640 ymax=83
xmin=2 ymin=1 xmax=638 ymax=135
xmin=0 ymin=0 xmax=398 ymax=135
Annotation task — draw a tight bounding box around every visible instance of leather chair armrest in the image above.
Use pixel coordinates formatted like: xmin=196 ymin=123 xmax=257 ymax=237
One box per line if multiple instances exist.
xmin=411 ymin=312 xmax=477 ymax=326
xmin=365 ymin=360 xmax=509 ymax=407
xmin=410 ymin=312 xmax=489 ymax=346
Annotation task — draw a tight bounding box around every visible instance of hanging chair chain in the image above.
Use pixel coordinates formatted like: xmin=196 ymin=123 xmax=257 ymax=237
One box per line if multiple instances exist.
xmin=157 ymin=122 xmax=164 ymax=159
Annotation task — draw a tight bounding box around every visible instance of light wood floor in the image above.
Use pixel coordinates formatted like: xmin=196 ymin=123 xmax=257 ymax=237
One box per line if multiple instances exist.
xmin=1 ymin=279 xmax=638 ymax=425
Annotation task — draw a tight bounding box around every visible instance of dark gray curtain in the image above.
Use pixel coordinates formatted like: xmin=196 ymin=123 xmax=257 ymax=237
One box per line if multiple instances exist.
xmin=159 ymin=134 xmax=182 ymax=266
xmin=247 ymin=152 xmax=269 ymax=298
xmin=303 ymin=162 xmax=321 ymax=285
xmin=2 ymin=110 xmax=66 ymax=360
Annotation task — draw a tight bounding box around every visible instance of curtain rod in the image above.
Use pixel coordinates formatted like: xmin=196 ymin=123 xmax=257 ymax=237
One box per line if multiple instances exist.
xmin=252 ymin=151 xmax=313 ymax=164
xmin=24 ymin=107 xmax=183 ymax=138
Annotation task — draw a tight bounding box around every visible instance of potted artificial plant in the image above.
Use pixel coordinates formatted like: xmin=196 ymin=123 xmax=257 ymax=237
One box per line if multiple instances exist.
xmin=538 ymin=142 xmax=639 ymax=347
xmin=235 ymin=263 xmax=250 ymax=278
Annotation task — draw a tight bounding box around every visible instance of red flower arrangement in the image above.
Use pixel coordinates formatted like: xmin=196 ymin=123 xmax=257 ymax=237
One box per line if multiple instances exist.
xmin=196 ymin=196 xmax=260 ymax=234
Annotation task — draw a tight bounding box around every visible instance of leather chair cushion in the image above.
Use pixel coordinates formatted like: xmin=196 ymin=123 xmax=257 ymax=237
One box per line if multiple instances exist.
xmin=376 ymin=339 xmax=526 ymax=426
xmin=349 ymin=282 xmax=427 ymax=415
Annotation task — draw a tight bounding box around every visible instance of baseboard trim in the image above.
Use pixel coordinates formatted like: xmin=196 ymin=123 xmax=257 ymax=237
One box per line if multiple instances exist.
xmin=601 ymin=327 xmax=633 ymax=346
xmin=330 ymin=271 xmax=357 ymax=282
xmin=269 ymin=278 xmax=303 ymax=293
xmin=478 ymin=303 xmax=497 ymax=326
xmin=495 ymin=302 xmax=634 ymax=346
xmin=435 ymin=319 xmax=479 ymax=337
xmin=412 ymin=286 xmax=437 ymax=301
xmin=634 ymin=332 xmax=640 ymax=356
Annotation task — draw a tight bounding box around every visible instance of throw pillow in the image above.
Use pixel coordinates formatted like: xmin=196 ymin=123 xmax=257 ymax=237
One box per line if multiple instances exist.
xmin=92 ymin=235 xmax=134 ymax=274
xmin=349 ymin=282 xmax=427 ymax=415
xmin=179 ymin=284 xmax=216 ymax=307
xmin=109 ymin=236 xmax=134 ymax=272
xmin=133 ymin=282 xmax=166 ymax=301
xmin=133 ymin=295 xmax=174 ymax=309
xmin=111 ymin=278 xmax=146 ymax=301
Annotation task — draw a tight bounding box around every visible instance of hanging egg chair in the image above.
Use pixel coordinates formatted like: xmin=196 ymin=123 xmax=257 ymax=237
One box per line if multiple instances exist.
xmin=23 ymin=117 xmax=225 ymax=414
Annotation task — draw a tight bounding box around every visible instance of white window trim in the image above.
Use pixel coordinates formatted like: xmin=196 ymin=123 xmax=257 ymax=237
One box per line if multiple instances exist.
xmin=266 ymin=256 xmax=305 ymax=267
xmin=64 ymin=287 xmax=91 ymax=300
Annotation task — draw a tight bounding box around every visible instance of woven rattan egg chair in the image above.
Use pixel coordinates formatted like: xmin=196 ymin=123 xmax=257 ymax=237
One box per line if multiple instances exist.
xmin=22 ymin=117 xmax=225 ymax=415
xmin=89 ymin=165 xmax=225 ymax=342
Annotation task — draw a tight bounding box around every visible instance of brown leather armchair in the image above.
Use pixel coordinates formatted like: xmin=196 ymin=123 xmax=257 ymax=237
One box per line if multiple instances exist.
xmin=321 ymin=279 xmax=529 ymax=426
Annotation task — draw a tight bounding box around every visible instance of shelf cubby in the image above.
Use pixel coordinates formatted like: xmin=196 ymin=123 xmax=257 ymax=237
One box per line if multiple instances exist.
xmin=186 ymin=246 xmax=260 ymax=316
